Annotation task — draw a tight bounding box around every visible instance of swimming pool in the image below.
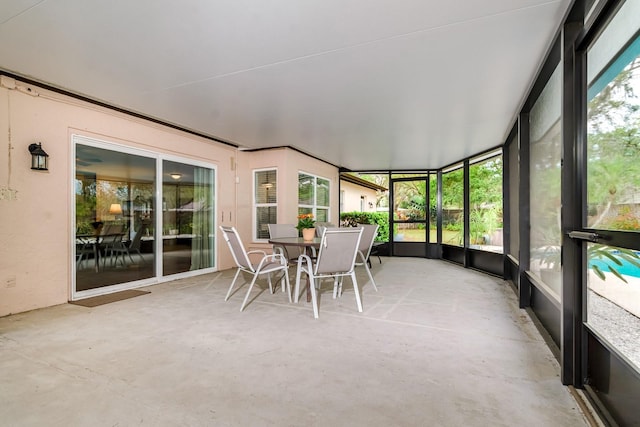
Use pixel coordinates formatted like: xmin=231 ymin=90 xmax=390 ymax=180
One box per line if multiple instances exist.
xmin=589 ymin=251 xmax=640 ymax=278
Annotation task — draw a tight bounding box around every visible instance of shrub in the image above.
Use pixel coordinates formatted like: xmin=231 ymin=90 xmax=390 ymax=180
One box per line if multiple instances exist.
xmin=340 ymin=211 xmax=389 ymax=242
xmin=605 ymin=208 xmax=640 ymax=231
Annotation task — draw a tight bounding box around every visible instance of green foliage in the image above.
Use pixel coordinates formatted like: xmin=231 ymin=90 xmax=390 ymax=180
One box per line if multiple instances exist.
xmin=75 ymin=179 xmax=97 ymax=234
xmin=469 ymin=156 xmax=503 ymax=244
xmin=587 ymin=57 xmax=640 ymax=231
xmin=429 ymin=177 xmax=437 ymax=224
xmin=442 ymin=168 xmax=463 ymax=208
xmin=469 ymin=156 xmax=503 ymax=207
xmin=296 ymin=213 xmax=315 ymax=230
xmin=340 ymin=211 xmax=389 ymax=242
xmin=356 ymin=173 xmax=389 ymax=208
xmin=444 ymin=222 xmax=462 ymax=231
xmin=469 ymin=208 xmax=501 ymax=244
xmin=402 ymin=194 xmax=426 ymax=220
xmin=606 ymin=207 xmax=640 ymax=231
xmin=442 ymin=168 xmax=465 ymax=235
xmin=393 ymin=179 xmax=427 ymax=221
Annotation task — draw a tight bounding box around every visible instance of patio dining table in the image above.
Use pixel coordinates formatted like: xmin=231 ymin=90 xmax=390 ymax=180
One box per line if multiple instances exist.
xmin=268 ymin=236 xmax=321 ymax=303
xmin=76 ymin=231 xmax=127 ymax=272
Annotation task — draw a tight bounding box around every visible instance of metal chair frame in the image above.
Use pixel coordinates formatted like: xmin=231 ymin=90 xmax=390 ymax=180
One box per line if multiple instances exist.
xmin=220 ymin=226 xmax=291 ymax=311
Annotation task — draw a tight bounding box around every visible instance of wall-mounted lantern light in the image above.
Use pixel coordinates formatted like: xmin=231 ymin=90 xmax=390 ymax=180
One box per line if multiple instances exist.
xmin=28 ymin=142 xmax=49 ymax=171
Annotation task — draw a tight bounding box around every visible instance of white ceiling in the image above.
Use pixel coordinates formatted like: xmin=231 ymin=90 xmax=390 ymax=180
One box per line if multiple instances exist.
xmin=0 ymin=0 xmax=571 ymax=170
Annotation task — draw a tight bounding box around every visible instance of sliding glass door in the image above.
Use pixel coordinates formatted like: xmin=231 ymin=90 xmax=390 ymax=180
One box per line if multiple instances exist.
xmin=162 ymin=160 xmax=215 ymax=276
xmin=73 ymin=136 xmax=216 ymax=296
xmin=75 ymin=142 xmax=156 ymax=292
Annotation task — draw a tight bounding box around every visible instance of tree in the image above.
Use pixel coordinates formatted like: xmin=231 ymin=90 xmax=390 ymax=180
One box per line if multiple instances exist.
xmin=587 ymin=57 xmax=640 ymax=231
xmin=357 ymin=173 xmax=389 ymax=208
xmin=469 ymin=156 xmax=503 ymax=244
xmin=583 ymin=55 xmax=640 ymax=281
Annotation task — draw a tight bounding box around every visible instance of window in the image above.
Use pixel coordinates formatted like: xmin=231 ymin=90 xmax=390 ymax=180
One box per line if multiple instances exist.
xmin=255 ymin=169 xmax=277 ymax=240
xmin=507 ymin=133 xmax=519 ymax=259
xmin=587 ymin=40 xmax=640 ymax=232
xmin=442 ymin=165 xmax=464 ymax=246
xmin=469 ymin=151 xmax=503 ymax=253
xmin=529 ymin=64 xmax=562 ymax=300
xmin=586 ymin=0 xmax=640 ymax=369
xmin=298 ymin=172 xmax=330 ymax=222
xmin=429 ymin=174 xmax=437 ymax=243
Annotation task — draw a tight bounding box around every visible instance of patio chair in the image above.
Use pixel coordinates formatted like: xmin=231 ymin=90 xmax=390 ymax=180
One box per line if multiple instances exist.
xmin=219 ymin=226 xmax=291 ymax=311
xmin=368 ymin=242 xmax=383 ymax=267
xmin=100 ymin=223 xmax=127 ymax=267
xmin=314 ymin=222 xmax=335 ymax=237
xmin=295 ymin=227 xmax=363 ymax=318
xmin=352 ymin=224 xmax=379 ymax=293
xmin=75 ymin=237 xmax=95 ymax=269
xmin=126 ymin=223 xmax=147 ymax=263
xmin=267 ymin=224 xmax=304 ymax=263
xmin=106 ymin=222 xmax=148 ymax=266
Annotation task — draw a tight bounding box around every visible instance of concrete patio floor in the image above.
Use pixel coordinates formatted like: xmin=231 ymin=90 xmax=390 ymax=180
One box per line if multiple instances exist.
xmin=1 ymin=257 xmax=594 ymax=426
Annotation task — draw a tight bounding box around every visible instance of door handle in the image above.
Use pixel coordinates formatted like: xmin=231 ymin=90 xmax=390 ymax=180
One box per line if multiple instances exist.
xmin=568 ymin=231 xmax=603 ymax=242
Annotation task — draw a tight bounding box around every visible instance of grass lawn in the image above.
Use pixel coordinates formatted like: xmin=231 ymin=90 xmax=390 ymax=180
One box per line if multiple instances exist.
xmin=393 ymin=228 xmax=461 ymax=245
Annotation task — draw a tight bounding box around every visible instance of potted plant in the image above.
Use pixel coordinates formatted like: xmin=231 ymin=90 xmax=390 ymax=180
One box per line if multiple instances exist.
xmin=297 ymin=213 xmax=316 ymax=240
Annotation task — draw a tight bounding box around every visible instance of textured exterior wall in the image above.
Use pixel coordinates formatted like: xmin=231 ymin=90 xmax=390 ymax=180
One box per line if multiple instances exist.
xmin=0 ymin=77 xmax=241 ymax=316
xmin=0 ymin=76 xmax=338 ymax=316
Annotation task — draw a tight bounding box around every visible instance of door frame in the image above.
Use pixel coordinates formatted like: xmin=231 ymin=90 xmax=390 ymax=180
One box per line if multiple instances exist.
xmin=389 ymin=175 xmax=438 ymax=258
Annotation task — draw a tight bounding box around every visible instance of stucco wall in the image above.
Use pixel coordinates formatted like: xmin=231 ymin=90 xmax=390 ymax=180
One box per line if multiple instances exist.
xmin=340 ymin=180 xmax=378 ymax=213
xmin=0 ymin=76 xmax=339 ymax=317
xmin=0 ymin=77 xmax=239 ymax=316
xmin=236 ymin=147 xmax=339 ymax=253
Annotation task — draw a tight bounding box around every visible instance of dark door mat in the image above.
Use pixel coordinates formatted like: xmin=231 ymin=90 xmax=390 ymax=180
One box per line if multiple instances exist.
xmin=69 ymin=289 xmax=150 ymax=307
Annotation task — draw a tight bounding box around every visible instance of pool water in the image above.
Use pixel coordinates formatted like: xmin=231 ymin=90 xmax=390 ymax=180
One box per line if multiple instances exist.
xmin=589 ymin=252 xmax=640 ymax=278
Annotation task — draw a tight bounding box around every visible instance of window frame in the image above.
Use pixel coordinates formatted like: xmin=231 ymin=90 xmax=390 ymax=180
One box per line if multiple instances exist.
xmin=253 ymin=168 xmax=278 ymax=242
xmin=71 ymin=134 xmax=218 ymax=300
xmin=441 ymin=163 xmax=465 ymax=247
xmin=298 ymin=171 xmax=331 ymax=222
xmin=468 ymin=149 xmax=504 ymax=254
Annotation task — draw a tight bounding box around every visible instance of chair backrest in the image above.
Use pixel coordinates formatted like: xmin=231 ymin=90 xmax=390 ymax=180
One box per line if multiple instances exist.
xmin=101 ymin=223 xmax=125 ymax=244
xmin=101 ymin=222 xmax=124 ymax=235
xmin=315 ymin=222 xmax=336 ymax=237
xmin=129 ymin=222 xmax=148 ymax=250
xmin=267 ymin=224 xmax=298 ymax=239
xmin=267 ymin=223 xmax=303 ymax=258
xmin=314 ymin=227 xmax=363 ymax=275
xmin=219 ymin=226 xmax=253 ymax=271
xmin=357 ymin=224 xmax=379 ymax=259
